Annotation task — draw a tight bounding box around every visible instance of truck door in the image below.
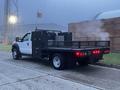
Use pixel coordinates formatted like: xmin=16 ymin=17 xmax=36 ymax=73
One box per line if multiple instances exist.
xmin=18 ymin=33 xmax=32 ymax=55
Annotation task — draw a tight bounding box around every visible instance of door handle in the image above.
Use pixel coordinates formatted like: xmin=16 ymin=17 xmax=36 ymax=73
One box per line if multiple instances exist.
xmin=27 ymin=43 xmax=29 ymax=46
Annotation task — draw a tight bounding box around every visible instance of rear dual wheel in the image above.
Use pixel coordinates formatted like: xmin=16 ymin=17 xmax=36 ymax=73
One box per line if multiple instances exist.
xmin=51 ymin=54 xmax=77 ymax=70
xmin=52 ymin=54 xmax=66 ymax=70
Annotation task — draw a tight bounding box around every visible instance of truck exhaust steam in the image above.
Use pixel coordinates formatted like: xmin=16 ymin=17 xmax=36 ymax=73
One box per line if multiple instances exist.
xmin=71 ymin=20 xmax=110 ymax=41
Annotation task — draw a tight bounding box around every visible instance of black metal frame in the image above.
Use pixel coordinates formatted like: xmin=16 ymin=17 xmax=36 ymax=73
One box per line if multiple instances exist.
xmin=47 ymin=41 xmax=110 ymax=49
xmin=31 ymin=30 xmax=110 ymax=58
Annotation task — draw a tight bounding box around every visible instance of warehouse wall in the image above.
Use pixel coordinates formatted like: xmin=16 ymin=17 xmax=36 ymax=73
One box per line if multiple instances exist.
xmin=68 ymin=17 xmax=120 ymax=52
xmin=69 ymin=20 xmax=109 ymax=41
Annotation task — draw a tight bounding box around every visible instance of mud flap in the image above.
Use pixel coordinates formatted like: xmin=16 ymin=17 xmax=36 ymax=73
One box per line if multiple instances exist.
xmin=89 ymin=56 xmax=100 ymax=64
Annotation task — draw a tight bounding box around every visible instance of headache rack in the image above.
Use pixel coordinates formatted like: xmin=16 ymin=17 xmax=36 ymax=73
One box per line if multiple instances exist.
xmin=47 ymin=41 xmax=110 ymax=49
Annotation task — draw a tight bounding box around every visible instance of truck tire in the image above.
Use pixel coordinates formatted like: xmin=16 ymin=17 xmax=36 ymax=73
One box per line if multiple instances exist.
xmin=12 ymin=48 xmax=21 ymax=60
xmin=52 ymin=54 xmax=66 ymax=70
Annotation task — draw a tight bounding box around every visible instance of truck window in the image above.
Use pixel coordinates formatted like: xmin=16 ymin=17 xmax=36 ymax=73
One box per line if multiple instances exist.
xmin=22 ymin=33 xmax=31 ymax=41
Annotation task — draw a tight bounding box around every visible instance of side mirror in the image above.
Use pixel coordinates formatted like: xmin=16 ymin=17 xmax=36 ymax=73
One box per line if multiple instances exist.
xmin=15 ymin=37 xmax=21 ymax=42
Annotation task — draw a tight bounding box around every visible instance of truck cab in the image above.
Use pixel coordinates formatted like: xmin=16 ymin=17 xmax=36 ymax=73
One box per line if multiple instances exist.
xmin=13 ymin=33 xmax=32 ymax=56
xmin=17 ymin=33 xmax=32 ymax=55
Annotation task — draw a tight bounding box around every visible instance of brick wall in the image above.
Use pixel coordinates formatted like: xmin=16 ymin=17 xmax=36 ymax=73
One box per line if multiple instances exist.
xmin=68 ymin=17 xmax=120 ymax=52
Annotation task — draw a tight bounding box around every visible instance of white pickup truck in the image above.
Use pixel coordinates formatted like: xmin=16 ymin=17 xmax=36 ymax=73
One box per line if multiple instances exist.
xmin=12 ymin=29 xmax=110 ymax=70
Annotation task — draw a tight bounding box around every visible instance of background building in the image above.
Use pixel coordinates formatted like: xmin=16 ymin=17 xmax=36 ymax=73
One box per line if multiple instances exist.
xmin=68 ymin=10 xmax=120 ymax=52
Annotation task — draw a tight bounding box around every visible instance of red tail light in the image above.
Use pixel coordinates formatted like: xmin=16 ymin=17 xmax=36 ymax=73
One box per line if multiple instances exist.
xmin=92 ymin=49 xmax=101 ymax=55
xmin=75 ymin=51 xmax=86 ymax=57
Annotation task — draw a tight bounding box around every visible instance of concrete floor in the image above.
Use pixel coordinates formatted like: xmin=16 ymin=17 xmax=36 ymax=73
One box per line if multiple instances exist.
xmin=0 ymin=51 xmax=120 ymax=90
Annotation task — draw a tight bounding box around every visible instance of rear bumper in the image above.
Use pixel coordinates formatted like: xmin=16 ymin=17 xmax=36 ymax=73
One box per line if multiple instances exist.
xmin=74 ymin=48 xmax=110 ymax=63
xmin=76 ymin=54 xmax=103 ymax=64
